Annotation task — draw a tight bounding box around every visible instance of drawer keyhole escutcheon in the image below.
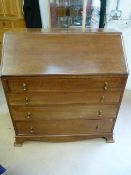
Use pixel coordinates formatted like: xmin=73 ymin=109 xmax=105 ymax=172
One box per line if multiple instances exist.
xmin=25 ymin=97 xmax=29 ymax=105
xmin=23 ymin=83 xmax=27 ymax=91
xmin=98 ymin=110 xmax=102 ymax=117
xmin=104 ymin=82 xmax=108 ymax=90
xmin=100 ymin=96 xmax=105 ymax=103
xmin=26 ymin=112 xmax=32 ymax=119
xmin=30 ymin=127 xmax=34 ymax=134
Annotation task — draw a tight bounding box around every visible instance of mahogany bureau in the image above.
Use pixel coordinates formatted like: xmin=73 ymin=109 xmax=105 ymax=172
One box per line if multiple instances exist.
xmin=1 ymin=30 xmax=128 ymax=146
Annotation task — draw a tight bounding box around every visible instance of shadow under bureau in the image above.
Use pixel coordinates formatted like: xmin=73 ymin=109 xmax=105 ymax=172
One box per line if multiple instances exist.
xmin=1 ymin=29 xmax=128 ymax=146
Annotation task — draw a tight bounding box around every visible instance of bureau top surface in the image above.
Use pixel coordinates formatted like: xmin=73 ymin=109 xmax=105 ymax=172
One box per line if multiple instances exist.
xmin=1 ymin=30 xmax=128 ymax=76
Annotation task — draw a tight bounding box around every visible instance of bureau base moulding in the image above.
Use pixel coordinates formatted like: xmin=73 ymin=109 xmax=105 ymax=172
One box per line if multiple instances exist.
xmin=14 ymin=133 xmax=114 ymax=147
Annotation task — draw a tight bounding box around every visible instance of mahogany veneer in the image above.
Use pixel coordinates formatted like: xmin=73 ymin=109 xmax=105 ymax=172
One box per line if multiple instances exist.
xmin=1 ymin=30 xmax=128 ymax=146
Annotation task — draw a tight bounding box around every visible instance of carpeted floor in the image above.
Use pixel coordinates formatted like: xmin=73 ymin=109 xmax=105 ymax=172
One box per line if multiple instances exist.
xmin=0 ymin=80 xmax=131 ymax=175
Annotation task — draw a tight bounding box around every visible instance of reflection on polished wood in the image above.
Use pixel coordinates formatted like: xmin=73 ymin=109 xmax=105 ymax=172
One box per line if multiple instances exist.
xmin=1 ymin=30 xmax=128 ymax=146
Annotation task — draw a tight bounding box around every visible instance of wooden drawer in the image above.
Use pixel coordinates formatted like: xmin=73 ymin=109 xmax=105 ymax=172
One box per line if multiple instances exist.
xmin=15 ymin=119 xmax=114 ymax=135
xmin=0 ymin=20 xmax=12 ymax=28
xmin=11 ymin=105 xmax=118 ymax=120
xmin=12 ymin=19 xmax=25 ymax=28
xmin=8 ymin=91 xmax=121 ymax=106
xmin=5 ymin=77 xmax=125 ymax=93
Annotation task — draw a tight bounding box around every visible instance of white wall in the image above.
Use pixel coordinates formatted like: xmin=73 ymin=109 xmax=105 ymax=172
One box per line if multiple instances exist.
xmin=106 ymin=0 xmax=131 ymax=19
xmin=106 ymin=0 xmax=131 ymax=90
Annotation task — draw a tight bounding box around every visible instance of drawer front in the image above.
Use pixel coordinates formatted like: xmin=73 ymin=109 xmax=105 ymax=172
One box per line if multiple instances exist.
xmin=8 ymin=91 xmax=121 ymax=106
xmin=6 ymin=77 xmax=125 ymax=92
xmin=15 ymin=119 xmax=114 ymax=135
xmin=0 ymin=20 xmax=12 ymax=28
xmin=11 ymin=105 xmax=118 ymax=120
xmin=12 ymin=19 xmax=25 ymax=28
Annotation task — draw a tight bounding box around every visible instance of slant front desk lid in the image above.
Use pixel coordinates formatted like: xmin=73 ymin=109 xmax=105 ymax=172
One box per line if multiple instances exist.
xmin=1 ymin=30 xmax=128 ymax=76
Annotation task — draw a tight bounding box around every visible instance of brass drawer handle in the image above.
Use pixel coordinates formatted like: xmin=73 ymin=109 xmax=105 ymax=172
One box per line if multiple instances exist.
xmin=25 ymin=97 xmax=29 ymax=105
xmin=30 ymin=127 xmax=34 ymax=134
xmin=98 ymin=110 xmax=102 ymax=117
xmin=23 ymin=83 xmax=27 ymax=91
xmin=100 ymin=96 xmax=105 ymax=103
xmin=26 ymin=112 xmax=32 ymax=119
xmin=104 ymin=82 xmax=108 ymax=90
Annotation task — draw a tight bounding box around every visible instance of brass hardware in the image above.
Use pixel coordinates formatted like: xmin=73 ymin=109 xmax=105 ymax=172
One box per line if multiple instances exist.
xmin=23 ymin=83 xmax=27 ymax=91
xmin=25 ymin=97 xmax=29 ymax=105
xmin=100 ymin=96 xmax=105 ymax=103
xmin=26 ymin=112 xmax=32 ymax=119
xmin=30 ymin=127 xmax=34 ymax=134
xmin=96 ymin=125 xmax=99 ymax=131
xmin=98 ymin=110 xmax=102 ymax=117
xmin=104 ymin=82 xmax=108 ymax=90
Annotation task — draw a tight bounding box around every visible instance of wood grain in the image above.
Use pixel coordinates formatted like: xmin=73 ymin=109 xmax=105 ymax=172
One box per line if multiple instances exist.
xmin=6 ymin=76 xmax=125 ymax=93
xmin=7 ymin=91 xmax=121 ymax=106
xmin=11 ymin=104 xmax=118 ymax=120
xmin=15 ymin=119 xmax=114 ymax=135
xmin=1 ymin=32 xmax=128 ymax=76
xmin=14 ymin=133 xmax=114 ymax=146
xmin=1 ymin=31 xmax=128 ymax=145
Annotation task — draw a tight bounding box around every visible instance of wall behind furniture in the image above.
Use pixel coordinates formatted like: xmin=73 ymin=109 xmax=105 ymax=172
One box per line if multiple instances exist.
xmin=106 ymin=0 xmax=131 ymax=90
xmin=39 ymin=0 xmax=50 ymax=28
